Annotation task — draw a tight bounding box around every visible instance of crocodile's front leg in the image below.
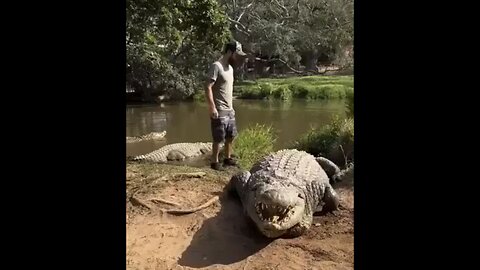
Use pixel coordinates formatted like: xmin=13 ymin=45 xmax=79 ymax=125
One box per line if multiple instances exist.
xmin=312 ymin=182 xmax=340 ymax=214
xmin=321 ymin=184 xmax=340 ymax=213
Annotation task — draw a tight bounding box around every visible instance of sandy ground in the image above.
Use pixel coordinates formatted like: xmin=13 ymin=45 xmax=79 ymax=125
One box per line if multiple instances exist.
xmin=126 ymin=162 xmax=354 ymax=270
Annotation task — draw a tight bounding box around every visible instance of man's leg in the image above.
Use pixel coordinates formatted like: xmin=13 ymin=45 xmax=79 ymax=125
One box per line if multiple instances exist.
xmin=210 ymin=117 xmax=226 ymax=170
xmin=212 ymin=142 xmax=221 ymax=163
xmin=225 ymin=137 xmax=234 ymax=159
xmin=223 ymin=112 xmax=238 ymax=166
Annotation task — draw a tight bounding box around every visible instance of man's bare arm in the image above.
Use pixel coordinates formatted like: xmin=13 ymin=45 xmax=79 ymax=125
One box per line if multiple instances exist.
xmin=205 ymin=80 xmax=218 ymax=118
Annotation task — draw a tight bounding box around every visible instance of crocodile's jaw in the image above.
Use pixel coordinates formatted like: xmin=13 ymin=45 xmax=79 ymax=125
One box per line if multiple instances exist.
xmin=259 ymin=227 xmax=287 ymax=238
xmin=247 ymin=204 xmax=305 ymax=238
xmin=245 ymin=188 xmax=305 ymax=238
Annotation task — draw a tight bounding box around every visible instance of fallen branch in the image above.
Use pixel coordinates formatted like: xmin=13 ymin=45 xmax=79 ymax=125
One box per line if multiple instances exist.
xmin=161 ymin=196 xmax=219 ymax=215
xmin=277 ymin=59 xmax=303 ymax=74
xmin=150 ymin=198 xmax=180 ymax=207
xmin=172 ymin=172 xmax=206 ymax=178
xmin=130 ymin=196 xmax=152 ymax=210
xmin=254 ymin=57 xmax=303 ymax=74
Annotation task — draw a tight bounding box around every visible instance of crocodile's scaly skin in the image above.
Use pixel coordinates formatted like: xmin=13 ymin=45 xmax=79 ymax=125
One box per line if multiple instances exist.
xmin=132 ymin=142 xmax=212 ymax=163
xmin=126 ymin=131 xmax=167 ymax=143
xmin=229 ymin=149 xmax=340 ymax=238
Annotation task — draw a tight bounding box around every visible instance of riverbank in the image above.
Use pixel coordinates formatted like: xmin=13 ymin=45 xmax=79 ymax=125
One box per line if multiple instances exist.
xmin=126 ymin=115 xmax=355 ymax=269
xmin=235 ymin=75 xmax=353 ymax=100
xmin=126 ymin=161 xmax=354 ymax=270
xmin=192 ymin=75 xmax=353 ymax=102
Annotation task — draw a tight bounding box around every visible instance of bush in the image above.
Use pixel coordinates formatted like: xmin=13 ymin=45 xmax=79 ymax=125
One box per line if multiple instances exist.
xmin=238 ymin=86 xmax=262 ymax=99
xmin=289 ymin=84 xmax=310 ymax=98
xmin=259 ymin=83 xmax=274 ymax=98
xmin=234 ymin=124 xmax=277 ymax=169
xmin=192 ymin=91 xmax=205 ymax=102
xmin=345 ymin=89 xmax=354 ymax=117
xmin=294 ymin=116 xmax=354 ymax=167
xmin=272 ymin=86 xmax=293 ymax=100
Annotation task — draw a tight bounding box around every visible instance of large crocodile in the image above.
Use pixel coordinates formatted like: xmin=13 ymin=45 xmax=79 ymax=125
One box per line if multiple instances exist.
xmin=228 ymin=149 xmax=344 ymax=238
xmin=126 ymin=131 xmax=167 ymax=143
xmin=131 ymin=142 xmax=213 ymax=163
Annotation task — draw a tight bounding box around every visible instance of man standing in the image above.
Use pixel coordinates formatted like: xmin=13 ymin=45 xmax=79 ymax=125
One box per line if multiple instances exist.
xmin=205 ymin=41 xmax=246 ymax=170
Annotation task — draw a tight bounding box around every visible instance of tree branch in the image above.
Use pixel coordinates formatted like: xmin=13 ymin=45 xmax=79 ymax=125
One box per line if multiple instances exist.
xmin=296 ymin=0 xmax=301 ymax=17
xmin=249 ymin=12 xmax=262 ymax=21
xmin=236 ymin=27 xmax=251 ymax=36
xmin=254 ymin=57 xmax=346 ymax=75
xmin=272 ymin=0 xmax=289 ymax=16
xmin=227 ymin=16 xmax=247 ymax=30
xmin=236 ymin=0 xmax=256 ymax=22
xmin=227 ymin=17 xmax=251 ymax=36
xmin=276 ymin=59 xmax=302 ymax=73
xmin=255 ymin=57 xmax=303 ymax=74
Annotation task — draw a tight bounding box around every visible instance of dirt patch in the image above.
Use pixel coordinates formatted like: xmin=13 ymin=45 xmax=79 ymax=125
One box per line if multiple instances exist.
xmin=127 ymin=162 xmax=354 ymax=270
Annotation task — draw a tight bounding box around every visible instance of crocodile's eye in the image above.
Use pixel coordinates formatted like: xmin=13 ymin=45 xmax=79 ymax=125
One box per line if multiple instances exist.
xmin=298 ymin=193 xmax=305 ymax=199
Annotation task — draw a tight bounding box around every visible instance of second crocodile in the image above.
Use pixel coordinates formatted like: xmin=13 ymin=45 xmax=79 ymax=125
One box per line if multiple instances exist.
xmin=131 ymin=142 xmax=213 ymax=163
xmin=126 ymin=131 xmax=167 ymax=143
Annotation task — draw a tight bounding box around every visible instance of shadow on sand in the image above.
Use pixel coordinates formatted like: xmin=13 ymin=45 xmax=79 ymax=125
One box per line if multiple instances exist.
xmin=178 ymin=191 xmax=272 ymax=268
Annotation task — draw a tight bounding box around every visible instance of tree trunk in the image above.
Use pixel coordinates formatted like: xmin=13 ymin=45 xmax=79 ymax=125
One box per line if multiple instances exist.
xmin=141 ymin=73 xmax=153 ymax=102
xmin=305 ymin=51 xmax=319 ymax=71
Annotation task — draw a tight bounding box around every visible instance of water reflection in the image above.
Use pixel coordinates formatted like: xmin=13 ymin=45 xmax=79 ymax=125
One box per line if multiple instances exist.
xmin=126 ymin=100 xmax=346 ymax=156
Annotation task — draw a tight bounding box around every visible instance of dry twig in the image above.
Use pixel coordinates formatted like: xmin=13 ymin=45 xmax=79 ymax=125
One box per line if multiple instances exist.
xmin=161 ymin=196 xmax=219 ymax=215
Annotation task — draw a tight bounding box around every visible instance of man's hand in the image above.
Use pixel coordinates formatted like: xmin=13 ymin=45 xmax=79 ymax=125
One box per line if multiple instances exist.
xmin=209 ymin=106 xmax=219 ymax=119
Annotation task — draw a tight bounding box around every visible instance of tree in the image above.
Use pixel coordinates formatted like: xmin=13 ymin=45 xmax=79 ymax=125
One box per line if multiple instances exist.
xmin=219 ymin=0 xmax=353 ymax=73
xmin=126 ymin=0 xmax=231 ymax=100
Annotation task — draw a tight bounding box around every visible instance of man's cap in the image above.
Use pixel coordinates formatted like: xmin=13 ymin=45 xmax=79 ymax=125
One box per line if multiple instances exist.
xmin=226 ymin=41 xmax=247 ymax=56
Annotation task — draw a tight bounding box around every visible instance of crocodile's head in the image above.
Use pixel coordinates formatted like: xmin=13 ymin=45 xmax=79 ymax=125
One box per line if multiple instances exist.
xmin=245 ymin=176 xmax=306 ymax=238
xmin=150 ymin=131 xmax=166 ymax=138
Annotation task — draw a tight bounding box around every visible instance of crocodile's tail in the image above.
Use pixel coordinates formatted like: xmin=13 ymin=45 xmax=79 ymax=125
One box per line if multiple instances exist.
xmin=332 ymin=162 xmax=354 ymax=183
xmin=315 ymin=156 xmax=341 ymax=179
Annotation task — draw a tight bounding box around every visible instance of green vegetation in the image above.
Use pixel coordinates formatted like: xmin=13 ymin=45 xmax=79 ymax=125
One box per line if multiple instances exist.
xmin=220 ymin=0 xmax=353 ymax=71
xmin=234 ymin=124 xmax=277 ymax=169
xmin=192 ymin=91 xmax=206 ymax=102
xmin=234 ymin=116 xmax=354 ymax=169
xmin=127 ymin=0 xmax=353 ymax=102
xmin=293 ymin=116 xmax=354 ymax=166
xmin=236 ymin=75 xmax=353 ymax=100
xmin=127 ymin=0 xmax=231 ymax=101
xmin=345 ymin=90 xmax=354 ymax=117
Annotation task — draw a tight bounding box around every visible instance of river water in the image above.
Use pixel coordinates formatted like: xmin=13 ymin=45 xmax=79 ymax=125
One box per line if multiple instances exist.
xmin=126 ymin=99 xmax=346 ymax=157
